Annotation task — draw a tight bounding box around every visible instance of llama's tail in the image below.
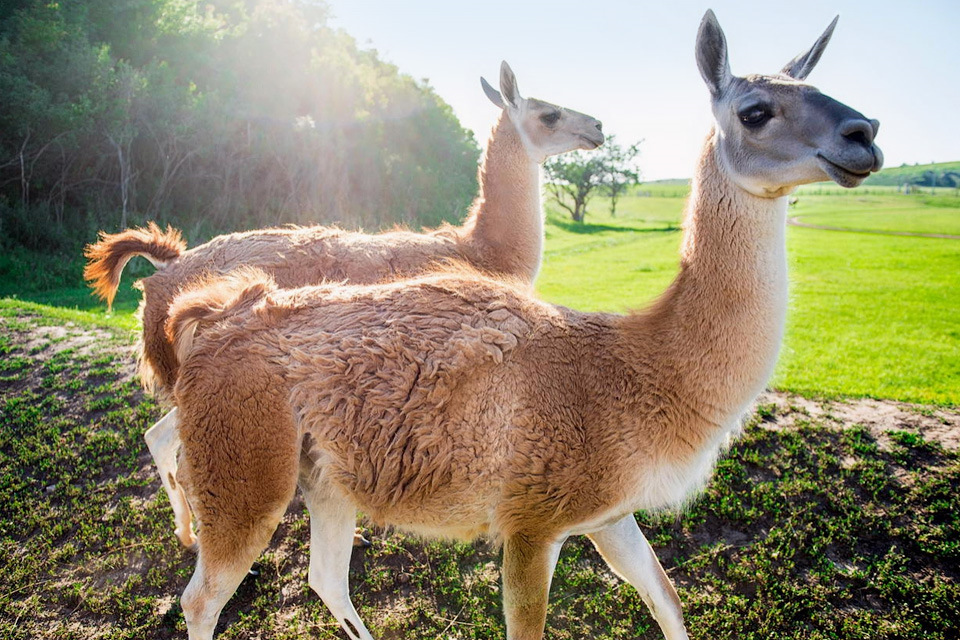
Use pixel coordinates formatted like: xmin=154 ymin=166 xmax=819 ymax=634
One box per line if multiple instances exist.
xmin=166 ymin=268 xmax=277 ymax=366
xmin=83 ymin=222 xmax=186 ymax=310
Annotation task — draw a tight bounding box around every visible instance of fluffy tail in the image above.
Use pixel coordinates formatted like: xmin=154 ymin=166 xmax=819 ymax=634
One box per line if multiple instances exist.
xmin=83 ymin=222 xmax=186 ymax=310
xmin=166 ymin=268 xmax=277 ymax=366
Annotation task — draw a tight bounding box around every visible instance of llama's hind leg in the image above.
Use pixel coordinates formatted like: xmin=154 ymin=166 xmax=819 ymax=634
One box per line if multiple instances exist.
xmin=176 ymin=366 xmax=301 ymax=638
xmin=502 ymin=533 xmax=565 ymax=640
xmin=300 ymin=478 xmax=373 ymax=640
xmin=181 ymin=502 xmax=288 ymax=640
xmin=144 ymin=407 xmax=196 ymax=549
xmin=587 ymin=514 xmax=689 ymax=640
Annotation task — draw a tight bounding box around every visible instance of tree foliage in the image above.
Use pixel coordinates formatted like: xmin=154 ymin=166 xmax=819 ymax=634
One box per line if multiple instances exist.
xmin=600 ymin=135 xmax=641 ymax=216
xmin=0 ymin=0 xmax=481 ymax=254
xmin=543 ymin=151 xmax=606 ymax=223
xmin=544 ymin=137 xmax=642 ymax=222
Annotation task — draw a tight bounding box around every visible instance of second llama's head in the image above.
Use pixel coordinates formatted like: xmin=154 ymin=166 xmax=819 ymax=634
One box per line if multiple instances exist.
xmin=696 ymin=10 xmax=883 ymax=197
xmin=481 ymin=61 xmax=605 ymax=163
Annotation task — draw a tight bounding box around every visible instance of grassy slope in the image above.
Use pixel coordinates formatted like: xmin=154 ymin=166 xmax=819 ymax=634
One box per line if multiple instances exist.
xmin=0 ymin=298 xmax=139 ymax=332
xmin=863 ymin=160 xmax=960 ymax=186
xmin=1 ymin=186 xmax=958 ymax=637
xmin=0 ymin=307 xmax=957 ymax=639
xmin=535 ymin=190 xmax=960 ymax=406
xmin=781 ymin=228 xmax=959 ymax=403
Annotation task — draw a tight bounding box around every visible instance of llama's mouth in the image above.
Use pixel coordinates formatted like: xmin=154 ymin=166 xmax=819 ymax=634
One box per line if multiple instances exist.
xmin=816 ymin=153 xmax=874 ymax=188
xmin=579 ymin=134 xmax=604 ymax=150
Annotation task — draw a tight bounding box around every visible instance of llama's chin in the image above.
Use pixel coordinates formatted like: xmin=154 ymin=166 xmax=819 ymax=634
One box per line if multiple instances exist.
xmin=816 ymin=154 xmax=872 ymax=188
xmin=578 ymin=135 xmax=604 ymax=150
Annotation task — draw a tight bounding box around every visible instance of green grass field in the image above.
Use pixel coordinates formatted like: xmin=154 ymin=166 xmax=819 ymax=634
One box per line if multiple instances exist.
xmin=536 ymin=188 xmax=960 ymax=406
xmin=3 ymin=185 xmax=957 ymax=405
xmin=789 ymin=192 xmax=960 ymax=235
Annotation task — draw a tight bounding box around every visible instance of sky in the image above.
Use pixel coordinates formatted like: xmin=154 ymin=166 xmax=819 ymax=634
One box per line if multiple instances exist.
xmin=327 ymin=0 xmax=959 ymax=180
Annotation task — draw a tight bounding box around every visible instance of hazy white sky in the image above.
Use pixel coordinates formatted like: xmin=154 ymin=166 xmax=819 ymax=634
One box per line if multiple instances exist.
xmin=328 ymin=0 xmax=959 ymax=180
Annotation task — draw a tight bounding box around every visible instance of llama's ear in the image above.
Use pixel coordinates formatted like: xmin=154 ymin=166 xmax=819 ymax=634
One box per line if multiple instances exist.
xmin=781 ymin=15 xmax=838 ymax=80
xmin=696 ymin=9 xmax=732 ymax=97
xmin=499 ymin=60 xmax=521 ymax=108
xmin=481 ymin=76 xmax=505 ymax=109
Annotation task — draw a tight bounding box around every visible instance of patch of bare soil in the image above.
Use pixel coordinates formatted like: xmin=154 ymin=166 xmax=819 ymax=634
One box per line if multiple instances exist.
xmin=6 ymin=314 xmax=127 ymax=360
xmin=2 ymin=315 xmax=138 ymax=374
xmin=0 ymin=315 xmax=143 ymax=430
xmin=755 ymin=391 xmax=960 ymax=451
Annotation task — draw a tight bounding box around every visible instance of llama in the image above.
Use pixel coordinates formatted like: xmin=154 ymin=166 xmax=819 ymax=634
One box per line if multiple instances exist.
xmin=83 ymin=62 xmax=603 ymax=549
xmin=166 ymin=12 xmax=882 ymax=640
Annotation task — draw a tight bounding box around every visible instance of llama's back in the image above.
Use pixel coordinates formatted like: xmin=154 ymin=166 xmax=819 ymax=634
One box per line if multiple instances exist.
xmin=286 ymin=279 xmax=535 ymax=537
xmin=172 ymin=225 xmax=466 ymax=287
xmin=139 ymin=225 xmax=470 ymax=395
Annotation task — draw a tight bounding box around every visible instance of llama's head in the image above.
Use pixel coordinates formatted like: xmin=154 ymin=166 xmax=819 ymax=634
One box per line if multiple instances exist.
xmin=481 ymin=61 xmax=604 ymax=163
xmin=696 ymin=10 xmax=883 ymax=197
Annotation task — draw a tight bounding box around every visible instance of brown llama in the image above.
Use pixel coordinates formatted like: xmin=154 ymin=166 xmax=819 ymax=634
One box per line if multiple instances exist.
xmin=83 ymin=62 xmax=603 ymax=549
xmin=165 ymin=12 xmax=882 ymax=640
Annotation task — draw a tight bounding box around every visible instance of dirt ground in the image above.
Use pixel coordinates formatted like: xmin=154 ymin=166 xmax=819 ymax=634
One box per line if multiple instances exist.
xmin=754 ymin=390 xmax=959 ymax=451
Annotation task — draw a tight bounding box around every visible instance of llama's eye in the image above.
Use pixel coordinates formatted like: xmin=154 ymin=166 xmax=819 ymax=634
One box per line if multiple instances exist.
xmin=739 ymin=106 xmax=772 ymax=128
xmin=540 ymin=111 xmax=561 ymax=125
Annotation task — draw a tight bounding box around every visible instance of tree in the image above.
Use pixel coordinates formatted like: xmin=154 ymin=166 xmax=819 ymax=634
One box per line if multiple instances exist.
xmin=944 ymin=171 xmax=960 ymax=196
xmin=601 ymin=136 xmax=642 ymax=216
xmin=544 ymin=151 xmax=607 ymax=223
xmin=544 ymin=136 xmax=642 ymax=222
xmin=0 ymin=0 xmax=481 ymax=253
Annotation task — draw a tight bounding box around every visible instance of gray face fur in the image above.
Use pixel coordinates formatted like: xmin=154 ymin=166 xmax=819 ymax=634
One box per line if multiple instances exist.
xmin=696 ymin=10 xmax=883 ymax=196
xmin=481 ymin=61 xmax=604 ymax=162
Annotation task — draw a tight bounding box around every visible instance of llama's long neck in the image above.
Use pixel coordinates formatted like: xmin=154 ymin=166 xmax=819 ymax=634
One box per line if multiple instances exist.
xmin=460 ymin=114 xmax=543 ymax=282
xmin=622 ymin=130 xmax=789 ymax=450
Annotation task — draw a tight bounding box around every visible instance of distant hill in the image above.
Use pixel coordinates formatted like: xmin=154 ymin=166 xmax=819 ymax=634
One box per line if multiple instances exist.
xmin=864 ymin=161 xmax=960 ymax=187
xmin=648 ymin=161 xmax=960 ymax=189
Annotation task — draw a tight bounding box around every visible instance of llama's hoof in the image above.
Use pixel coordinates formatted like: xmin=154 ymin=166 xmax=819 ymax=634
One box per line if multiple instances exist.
xmin=353 ymin=531 xmax=372 ymax=548
xmin=176 ymin=527 xmax=198 ymax=551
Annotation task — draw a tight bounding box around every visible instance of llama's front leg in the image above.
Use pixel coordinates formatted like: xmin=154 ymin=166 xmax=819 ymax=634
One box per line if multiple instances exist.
xmin=181 ymin=501 xmax=289 ymax=640
xmin=301 ymin=482 xmax=374 ymax=640
xmin=502 ymin=534 xmax=565 ymax=640
xmin=587 ymin=515 xmax=689 ymax=640
xmin=144 ymin=407 xmax=196 ymax=549
xmin=181 ymin=547 xmax=254 ymax=640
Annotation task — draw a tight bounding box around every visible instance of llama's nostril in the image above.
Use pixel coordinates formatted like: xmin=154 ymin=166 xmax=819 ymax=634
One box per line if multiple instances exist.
xmin=839 ymin=119 xmax=874 ymax=147
xmin=847 ymin=131 xmax=869 ymax=146
xmin=596 ymin=121 xmax=603 ymax=132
